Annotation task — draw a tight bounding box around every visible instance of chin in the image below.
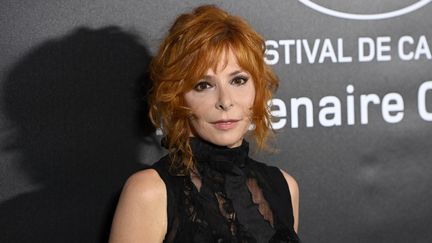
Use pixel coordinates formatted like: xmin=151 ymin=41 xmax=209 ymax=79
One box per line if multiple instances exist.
xmin=191 ymin=122 xmax=249 ymax=148
xmin=205 ymin=133 xmax=245 ymax=148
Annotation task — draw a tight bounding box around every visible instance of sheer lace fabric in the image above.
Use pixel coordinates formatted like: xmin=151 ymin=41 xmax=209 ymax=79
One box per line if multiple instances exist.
xmin=153 ymin=138 xmax=300 ymax=243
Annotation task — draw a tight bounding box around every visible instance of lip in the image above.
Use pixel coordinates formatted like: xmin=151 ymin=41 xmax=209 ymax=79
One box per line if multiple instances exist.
xmin=211 ymin=119 xmax=240 ymax=130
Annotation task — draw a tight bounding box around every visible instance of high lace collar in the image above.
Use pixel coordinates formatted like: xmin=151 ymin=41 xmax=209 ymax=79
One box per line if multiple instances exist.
xmin=189 ymin=137 xmax=250 ymax=175
xmin=157 ymin=137 xmax=300 ymax=242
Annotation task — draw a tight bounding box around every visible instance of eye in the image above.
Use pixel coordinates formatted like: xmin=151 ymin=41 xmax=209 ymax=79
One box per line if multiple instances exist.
xmin=193 ymin=81 xmax=213 ymax=91
xmin=230 ymin=75 xmax=249 ymax=86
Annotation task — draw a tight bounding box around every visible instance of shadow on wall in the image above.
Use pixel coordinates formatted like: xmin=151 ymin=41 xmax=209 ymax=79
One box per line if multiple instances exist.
xmin=0 ymin=26 xmax=158 ymax=243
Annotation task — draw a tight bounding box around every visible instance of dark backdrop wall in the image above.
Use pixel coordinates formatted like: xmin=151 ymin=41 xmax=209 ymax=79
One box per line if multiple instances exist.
xmin=1 ymin=1 xmax=431 ymax=242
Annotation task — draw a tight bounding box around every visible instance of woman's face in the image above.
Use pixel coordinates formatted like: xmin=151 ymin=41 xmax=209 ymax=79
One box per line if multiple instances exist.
xmin=184 ymin=49 xmax=255 ymax=148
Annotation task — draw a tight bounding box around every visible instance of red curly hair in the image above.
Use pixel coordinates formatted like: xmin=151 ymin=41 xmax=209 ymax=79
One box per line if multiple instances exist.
xmin=149 ymin=5 xmax=278 ymax=173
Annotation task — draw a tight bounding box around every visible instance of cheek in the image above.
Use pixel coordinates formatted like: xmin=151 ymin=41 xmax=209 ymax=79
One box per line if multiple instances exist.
xmin=186 ymin=98 xmax=212 ymax=120
xmin=188 ymin=107 xmax=213 ymax=137
xmin=240 ymin=86 xmax=255 ymax=114
xmin=184 ymin=97 xmax=213 ymax=128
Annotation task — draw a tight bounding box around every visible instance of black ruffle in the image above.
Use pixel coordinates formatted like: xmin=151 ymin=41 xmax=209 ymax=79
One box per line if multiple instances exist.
xmin=169 ymin=137 xmax=300 ymax=243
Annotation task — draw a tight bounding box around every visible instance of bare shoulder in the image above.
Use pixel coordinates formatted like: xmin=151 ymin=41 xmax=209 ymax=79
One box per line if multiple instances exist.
xmin=116 ymin=169 xmax=167 ymax=211
xmin=279 ymin=168 xmax=300 ymax=233
xmin=109 ymin=169 xmax=167 ymax=243
xmin=123 ymin=169 xmax=166 ymax=200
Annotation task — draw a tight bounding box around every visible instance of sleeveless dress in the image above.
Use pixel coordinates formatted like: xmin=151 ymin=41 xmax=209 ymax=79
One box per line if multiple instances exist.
xmin=151 ymin=138 xmax=300 ymax=243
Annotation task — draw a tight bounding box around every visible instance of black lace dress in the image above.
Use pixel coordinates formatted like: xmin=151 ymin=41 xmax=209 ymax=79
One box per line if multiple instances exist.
xmin=151 ymin=138 xmax=300 ymax=243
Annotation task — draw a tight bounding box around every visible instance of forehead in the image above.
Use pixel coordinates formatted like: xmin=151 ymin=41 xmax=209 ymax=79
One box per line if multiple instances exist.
xmin=205 ymin=48 xmax=243 ymax=75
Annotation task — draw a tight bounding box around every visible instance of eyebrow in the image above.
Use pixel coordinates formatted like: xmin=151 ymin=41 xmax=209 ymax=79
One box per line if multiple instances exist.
xmin=202 ymin=70 xmax=245 ymax=80
xmin=229 ymin=70 xmax=243 ymax=76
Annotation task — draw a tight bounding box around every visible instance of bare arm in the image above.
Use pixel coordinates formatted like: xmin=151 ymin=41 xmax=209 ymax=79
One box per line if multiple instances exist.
xmin=109 ymin=169 xmax=167 ymax=243
xmin=280 ymin=169 xmax=299 ymax=233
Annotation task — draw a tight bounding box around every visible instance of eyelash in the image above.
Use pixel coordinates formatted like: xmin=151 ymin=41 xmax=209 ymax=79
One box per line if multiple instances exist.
xmin=193 ymin=75 xmax=249 ymax=91
xmin=193 ymin=81 xmax=213 ymax=91
xmin=230 ymin=75 xmax=249 ymax=86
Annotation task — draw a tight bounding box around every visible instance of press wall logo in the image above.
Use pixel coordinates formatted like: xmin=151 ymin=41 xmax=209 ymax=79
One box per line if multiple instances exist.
xmin=298 ymin=0 xmax=431 ymax=20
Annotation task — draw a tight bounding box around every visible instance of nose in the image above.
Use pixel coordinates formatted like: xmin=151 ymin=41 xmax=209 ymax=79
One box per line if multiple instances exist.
xmin=215 ymin=85 xmax=233 ymax=111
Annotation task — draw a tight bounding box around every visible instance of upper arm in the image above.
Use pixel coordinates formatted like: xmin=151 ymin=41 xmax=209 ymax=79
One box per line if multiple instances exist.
xmin=109 ymin=169 xmax=167 ymax=243
xmin=280 ymin=169 xmax=299 ymax=233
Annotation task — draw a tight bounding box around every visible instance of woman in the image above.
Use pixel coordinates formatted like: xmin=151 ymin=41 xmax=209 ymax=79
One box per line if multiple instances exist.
xmin=109 ymin=5 xmax=299 ymax=243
